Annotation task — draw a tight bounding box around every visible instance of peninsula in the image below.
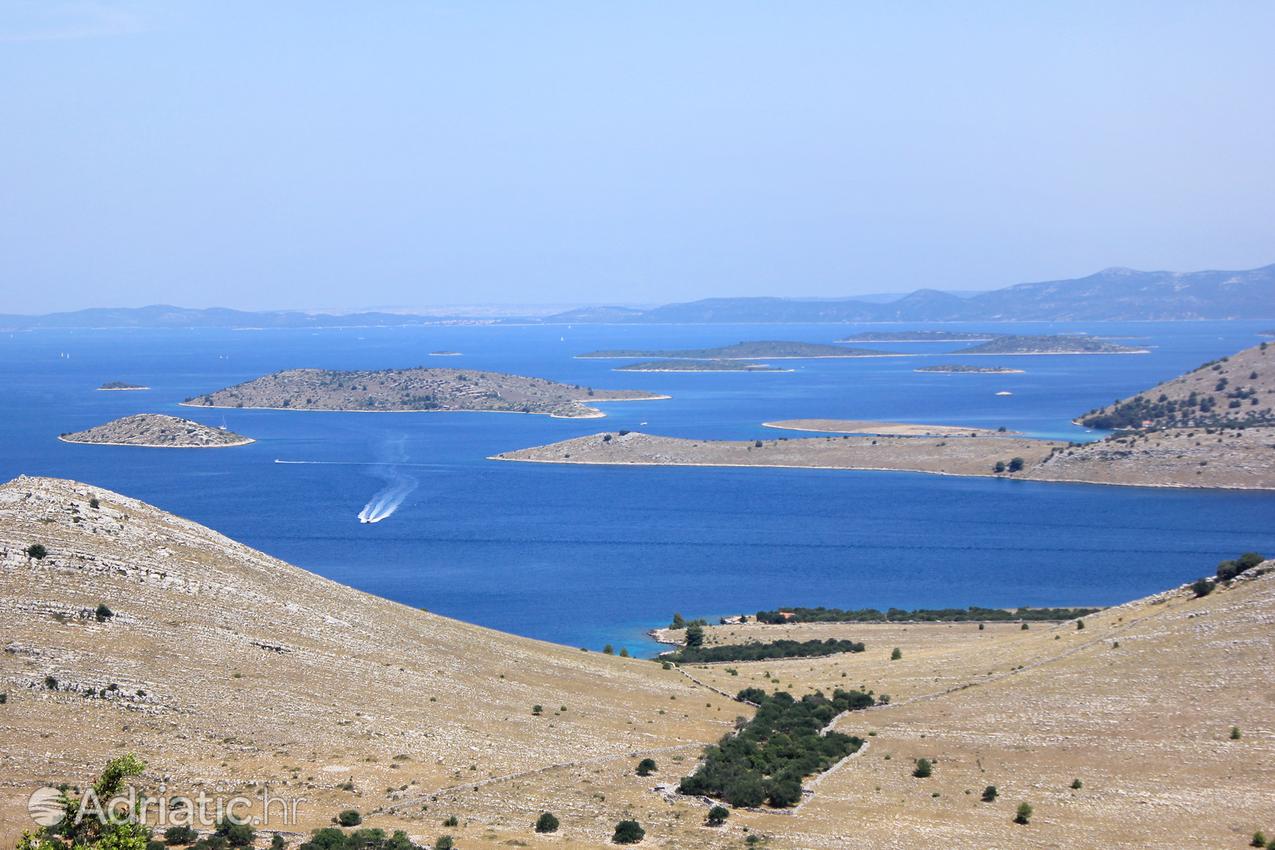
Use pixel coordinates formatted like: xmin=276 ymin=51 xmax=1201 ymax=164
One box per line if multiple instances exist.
xmin=96 ymin=381 xmax=149 ymax=391
xmin=58 ymin=413 xmax=253 ymax=448
xmin=493 ymin=343 xmax=1275 ymax=489
xmin=181 ymin=367 xmax=666 ymax=418
xmin=577 ymin=340 xmax=893 ymax=359
xmin=915 ymin=364 xmax=1024 ymax=374
xmin=2 ymin=475 xmax=1271 ymax=848
xmin=615 ymin=359 xmax=789 ymax=372
xmin=951 ymin=335 xmax=1148 ymax=355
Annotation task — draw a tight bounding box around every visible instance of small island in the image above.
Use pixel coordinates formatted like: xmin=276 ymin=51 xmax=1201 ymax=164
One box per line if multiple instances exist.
xmin=915 ymin=364 xmax=1024 ymax=374
xmin=97 ymin=381 xmax=149 ymax=391
xmin=615 ymin=359 xmax=790 ymax=372
xmin=577 ymin=340 xmax=895 ymax=360
xmin=59 ymin=414 xmax=253 ymax=448
xmin=428 ymin=351 xmax=462 ymax=356
xmin=836 ymin=331 xmax=999 ymax=343
xmin=952 ymin=335 xmax=1148 ymax=355
xmin=763 ymin=419 xmax=1015 ymax=437
xmin=182 ymin=367 xmax=667 ymax=418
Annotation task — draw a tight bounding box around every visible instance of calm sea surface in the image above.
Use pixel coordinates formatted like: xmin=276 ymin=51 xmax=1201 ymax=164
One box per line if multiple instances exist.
xmin=3 ymin=320 xmax=1272 ymax=654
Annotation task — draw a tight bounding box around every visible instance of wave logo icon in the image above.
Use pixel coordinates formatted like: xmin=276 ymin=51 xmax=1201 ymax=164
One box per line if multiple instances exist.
xmin=28 ymin=786 xmax=65 ymax=826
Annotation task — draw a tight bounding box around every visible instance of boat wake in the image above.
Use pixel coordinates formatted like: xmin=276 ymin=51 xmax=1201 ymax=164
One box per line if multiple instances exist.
xmin=357 ymin=469 xmax=418 ymax=523
xmin=357 ymin=436 xmax=419 ymax=524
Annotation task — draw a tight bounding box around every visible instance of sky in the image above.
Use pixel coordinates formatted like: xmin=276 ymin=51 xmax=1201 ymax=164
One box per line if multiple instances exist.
xmin=1 ymin=1 xmax=1273 ymax=313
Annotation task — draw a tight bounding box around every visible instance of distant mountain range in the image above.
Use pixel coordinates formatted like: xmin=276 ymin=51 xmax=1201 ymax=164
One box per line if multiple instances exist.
xmin=545 ymin=264 xmax=1275 ymax=323
xmin=3 ymin=263 xmax=1272 ymax=329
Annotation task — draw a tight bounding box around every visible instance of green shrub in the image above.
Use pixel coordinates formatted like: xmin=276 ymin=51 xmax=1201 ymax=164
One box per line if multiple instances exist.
xmin=890 ymin=647 xmax=902 ymax=661
xmin=165 ymin=826 xmax=199 ymax=845
xmin=1191 ymin=578 xmax=1215 ymax=597
xmin=981 ymin=785 xmax=997 ymax=802
xmin=336 ymin=810 xmax=362 ymax=827
xmin=534 ymin=812 xmax=559 ymax=834
xmin=912 ymin=758 xmax=932 ymax=778
xmin=1252 ymin=832 xmax=1267 ymax=848
xmin=434 ymin=837 xmax=453 ymax=850
xmin=1014 ymin=802 xmax=1032 ymax=824
xmin=270 ymin=834 xmax=286 ymax=850
xmin=1008 ymin=457 xmax=1025 ymax=472
xmin=612 ymin=820 xmax=645 ymax=844
xmin=636 ymin=757 xmax=657 ymax=776
xmin=95 ymin=603 xmax=114 ymax=622
xmin=215 ymin=818 xmax=255 ymax=847
xmin=706 ymin=805 xmax=729 ymax=826
xmin=26 ymin=544 xmax=48 ymax=560
xmin=442 ymin=816 xmax=458 ymax=828
xmin=1070 ymin=778 xmax=1082 ymax=790
xmin=1231 ymin=726 xmax=1242 ymax=740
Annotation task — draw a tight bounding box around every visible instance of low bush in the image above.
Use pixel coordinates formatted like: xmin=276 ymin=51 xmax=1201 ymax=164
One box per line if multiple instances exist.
xmin=534 ymin=812 xmax=559 ymax=834
xmin=706 ymin=805 xmax=729 ymax=826
xmin=912 ymin=758 xmax=932 ymax=778
xmin=612 ymin=821 xmax=645 ymax=844
xmin=336 ymin=810 xmax=362 ymax=827
xmin=981 ymin=785 xmax=997 ymax=802
xmin=1014 ymin=802 xmax=1033 ymax=825
xmin=636 ymin=757 xmax=657 ymax=776
xmin=165 ymin=826 xmax=199 ymax=845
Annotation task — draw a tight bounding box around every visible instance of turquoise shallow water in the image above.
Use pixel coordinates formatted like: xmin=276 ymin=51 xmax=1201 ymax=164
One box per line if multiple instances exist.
xmin=3 ymin=320 xmax=1272 ymax=654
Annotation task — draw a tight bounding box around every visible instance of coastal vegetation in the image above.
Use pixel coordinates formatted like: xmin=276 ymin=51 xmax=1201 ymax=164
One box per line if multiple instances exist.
xmin=836 ymin=331 xmax=998 ymax=342
xmin=754 ymin=605 xmax=1100 ymax=624
xmin=183 ymin=367 xmax=664 ymax=418
xmin=678 ymin=688 xmax=869 ymax=808
xmin=666 ymin=637 xmax=866 ymax=663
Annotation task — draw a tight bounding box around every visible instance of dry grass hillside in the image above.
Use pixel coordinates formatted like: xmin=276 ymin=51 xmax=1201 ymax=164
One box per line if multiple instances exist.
xmin=0 ymin=476 xmax=734 ymax=847
xmin=3 ymin=476 xmax=1273 ymax=849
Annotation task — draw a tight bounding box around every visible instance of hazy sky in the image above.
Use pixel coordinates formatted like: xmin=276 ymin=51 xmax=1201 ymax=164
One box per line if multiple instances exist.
xmin=2 ymin=2 xmax=1273 ymax=313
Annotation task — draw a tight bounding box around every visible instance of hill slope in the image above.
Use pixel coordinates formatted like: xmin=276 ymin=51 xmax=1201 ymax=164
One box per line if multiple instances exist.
xmin=1078 ymin=342 xmax=1275 ymax=430
xmin=0 ymin=476 xmax=731 ymax=846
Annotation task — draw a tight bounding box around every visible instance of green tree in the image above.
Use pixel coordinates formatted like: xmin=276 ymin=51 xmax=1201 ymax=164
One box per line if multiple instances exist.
xmin=1008 ymin=457 xmax=1025 ymax=472
xmin=612 ymin=821 xmax=645 ymax=845
xmin=21 ymin=754 xmax=151 ymax=850
xmin=636 ymin=758 xmax=657 ymax=776
xmin=1192 ymin=578 xmax=1215 ymax=597
xmin=993 ymin=461 xmax=1007 ymax=474
xmin=336 ymin=810 xmax=362 ymax=827
xmin=270 ymin=834 xmax=286 ymax=850
xmin=706 ymin=806 xmax=729 ymax=827
xmin=685 ymin=623 xmax=705 ymax=648
xmin=215 ymin=819 xmax=255 ymax=848
xmin=1014 ymin=802 xmax=1033 ymax=825
xmin=912 ymin=758 xmax=932 ymax=778
xmin=164 ymin=827 xmax=198 ymax=846
xmin=981 ymin=785 xmax=998 ymax=803
xmin=534 ymin=813 xmax=559 ymax=834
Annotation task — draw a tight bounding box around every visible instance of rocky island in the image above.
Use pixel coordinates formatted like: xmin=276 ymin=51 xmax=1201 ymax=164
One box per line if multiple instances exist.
xmin=915 ymin=364 xmax=1025 ymax=374
xmin=59 ymin=413 xmax=253 ymax=448
xmin=615 ymin=359 xmax=790 ymax=372
xmin=96 ymin=380 xmax=149 ymax=390
xmin=182 ymin=367 xmax=666 ymax=418
xmin=952 ymin=334 xmax=1148 ymax=355
xmin=577 ymin=340 xmax=894 ymax=359
xmin=837 ymin=331 xmax=999 ymax=342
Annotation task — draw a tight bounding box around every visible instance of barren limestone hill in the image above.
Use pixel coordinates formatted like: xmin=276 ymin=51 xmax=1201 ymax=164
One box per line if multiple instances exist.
xmin=0 ymin=477 xmax=734 ymax=847
xmin=661 ymin=566 xmax=1275 ymax=849
xmin=58 ymin=414 xmax=253 ymax=448
xmin=1 ymin=477 xmax=1273 ymax=848
xmin=1079 ymin=341 xmax=1275 ymax=430
xmin=181 ymin=367 xmax=666 ymax=418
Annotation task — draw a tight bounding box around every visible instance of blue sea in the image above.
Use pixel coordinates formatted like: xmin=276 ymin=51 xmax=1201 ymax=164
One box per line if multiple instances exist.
xmin=3 ymin=320 xmax=1273 ymax=655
